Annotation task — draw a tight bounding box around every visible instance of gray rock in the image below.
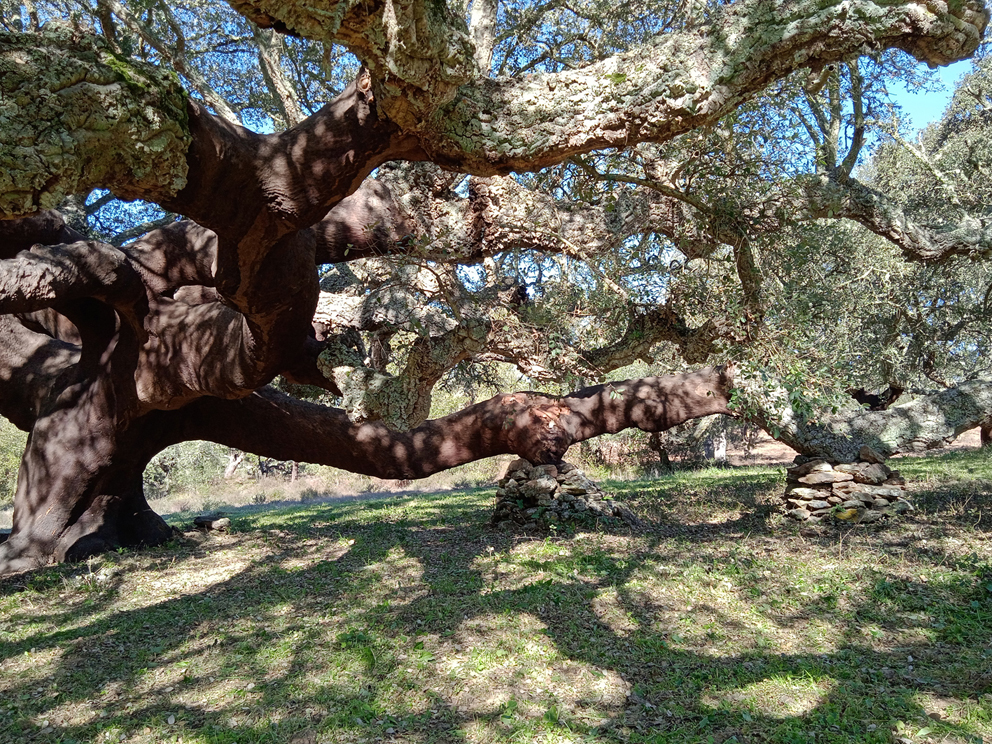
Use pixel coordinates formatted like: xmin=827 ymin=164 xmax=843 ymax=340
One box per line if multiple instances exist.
xmin=859 ymin=510 xmax=885 ymax=523
xmin=788 ymin=487 xmax=827 ymax=499
xmin=562 ymin=472 xmax=597 ymax=492
xmin=524 ymin=475 xmax=558 ymax=495
xmin=872 ymin=498 xmax=891 ymax=508
xmin=854 ymin=463 xmax=891 ymax=485
xmin=890 ymin=499 xmax=915 ymax=514
xmin=800 ymin=471 xmax=855 ymax=485
xmin=859 ymin=445 xmax=887 ymax=464
xmin=807 ymin=500 xmax=832 ymax=510
xmin=194 ymin=515 xmax=230 ymax=531
xmin=503 ymin=458 xmax=533 ymax=478
xmin=834 ymin=463 xmax=867 ymax=475
xmin=787 ymin=460 xmax=834 ymax=479
xmin=787 ymin=507 xmax=811 ymax=520
xmin=866 ymin=485 xmax=904 ymax=499
xmin=534 ymin=464 xmax=559 ymax=479
xmin=832 ymin=482 xmax=866 ymax=495
xmin=842 ymin=500 xmax=865 ymax=509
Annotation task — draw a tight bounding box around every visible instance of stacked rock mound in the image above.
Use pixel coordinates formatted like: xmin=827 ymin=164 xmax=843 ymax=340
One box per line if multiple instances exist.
xmin=492 ymin=458 xmax=642 ymax=530
xmin=782 ymin=446 xmax=914 ymax=524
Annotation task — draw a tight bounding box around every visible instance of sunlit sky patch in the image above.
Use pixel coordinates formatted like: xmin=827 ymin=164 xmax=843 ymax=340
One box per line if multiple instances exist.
xmin=889 ymin=60 xmax=969 ymax=133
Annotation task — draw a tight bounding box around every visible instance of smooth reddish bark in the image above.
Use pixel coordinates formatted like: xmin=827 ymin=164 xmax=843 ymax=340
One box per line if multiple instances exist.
xmin=0 ymin=115 xmax=734 ymax=574
xmin=174 ymin=368 xmax=734 ymax=479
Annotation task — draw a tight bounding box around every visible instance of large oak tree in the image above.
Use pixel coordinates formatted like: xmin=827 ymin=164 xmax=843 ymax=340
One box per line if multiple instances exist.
xmin=0 ymin=0 xmax=989 ymax=573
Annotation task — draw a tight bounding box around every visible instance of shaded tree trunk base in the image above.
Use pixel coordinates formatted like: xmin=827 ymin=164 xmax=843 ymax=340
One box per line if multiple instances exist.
xmin=0 ymin=492 xmax=175 ymax=574
xmin=0 ymin=407 xmax=177 ymax=575
xmin=491 ymin=458 xmax=643 ymax=531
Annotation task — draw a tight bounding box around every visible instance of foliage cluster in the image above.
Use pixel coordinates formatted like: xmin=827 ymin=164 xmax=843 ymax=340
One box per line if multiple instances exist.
xmin=0 ymin=416 xmax=25 ymax=508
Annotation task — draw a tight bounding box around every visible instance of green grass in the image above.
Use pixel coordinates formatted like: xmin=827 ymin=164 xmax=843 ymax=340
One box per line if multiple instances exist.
xmin=1 ymin=450 xmax=990 ymax=744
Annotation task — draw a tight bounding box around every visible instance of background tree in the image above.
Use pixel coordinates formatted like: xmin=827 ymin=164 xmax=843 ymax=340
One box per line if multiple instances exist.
xmin=0 ymin=0 xmax=990 ymax=573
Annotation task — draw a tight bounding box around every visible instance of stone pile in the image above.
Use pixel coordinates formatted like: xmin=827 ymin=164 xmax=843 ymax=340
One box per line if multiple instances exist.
xmin=781 ymin=446 xmax=914 ymax=524
xmin=492 ymin=458 xmax=642 ymax=530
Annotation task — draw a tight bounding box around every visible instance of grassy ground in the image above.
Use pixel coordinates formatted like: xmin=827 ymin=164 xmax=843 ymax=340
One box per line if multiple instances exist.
xmin=1 ymin=450 xmax=990 ymax=744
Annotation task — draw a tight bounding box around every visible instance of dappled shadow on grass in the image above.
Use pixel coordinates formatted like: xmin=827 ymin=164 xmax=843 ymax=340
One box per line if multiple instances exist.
xmin=0 ymin=470 xmax=990 ymax=744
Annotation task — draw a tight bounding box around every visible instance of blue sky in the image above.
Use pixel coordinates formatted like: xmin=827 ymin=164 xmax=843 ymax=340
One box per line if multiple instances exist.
xmin=889 ymin=59 xmax=969 ymax=132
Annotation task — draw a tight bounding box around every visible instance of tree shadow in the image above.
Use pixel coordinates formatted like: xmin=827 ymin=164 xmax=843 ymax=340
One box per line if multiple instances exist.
xmin=1 ymin=485 xmax=989 ymax=743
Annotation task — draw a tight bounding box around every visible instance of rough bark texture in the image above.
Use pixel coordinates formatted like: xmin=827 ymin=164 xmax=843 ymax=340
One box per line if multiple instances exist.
xmin=755 ymin=380 xmax=992 ymax=462
xmin=179 ymin=367 xmax=735 ymax=478
xmin=0 ymin=0 xmax=987 ymax=575
xmin=0 ymin=26 xmax=191 ymax=217
xmin=418 ymin=0 xmax=988 ymax=175
xmin=3 ymin=1 xmax=987 ymax=216
xmin=803 ymin=174 xmax=992 ymax=262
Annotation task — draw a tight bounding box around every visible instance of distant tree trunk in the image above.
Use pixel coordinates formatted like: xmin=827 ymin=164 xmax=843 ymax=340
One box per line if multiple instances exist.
xmin=704 ymin=432 xmax=728 ymax=463
xmin=647 ymin=432 xmax=673 ymax=473
xmin=291 ymin=461 xmax=299 ymax=482
xmin=224 ymin=451 xmax=245 ymax=479
xmin=981 ymin=418 xmax=992 ymax=447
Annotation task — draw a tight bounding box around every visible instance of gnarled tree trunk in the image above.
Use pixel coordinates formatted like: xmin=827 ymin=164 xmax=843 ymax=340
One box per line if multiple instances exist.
xmin=1 ymin=0 xmax=986 ymax=574
xmin=0 ymin=357 xmax=733 ymax=573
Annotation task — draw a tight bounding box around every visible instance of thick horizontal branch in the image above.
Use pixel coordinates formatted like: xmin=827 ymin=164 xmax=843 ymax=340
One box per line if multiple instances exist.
xmin=226 ymin=0 xmax=986 ymax=176
xmin=0 ymin=27 xmax=191 ymax=219
xmin=804 ymin=174 xmax=992 ymax=262
xmin=178 ymin=366 xmax=734 ymax=478
xmin=0 ymin=241 xmax=145 ymax=315
xmin=417 ymin=0 xmax=987 ymax=174
xmin=752 ymin=378 xmax=992 ymax=461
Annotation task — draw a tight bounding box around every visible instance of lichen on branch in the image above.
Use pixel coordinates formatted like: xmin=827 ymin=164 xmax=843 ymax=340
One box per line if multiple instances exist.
xmin=419 ymin=0 xmax=988 ymax=173
xmin=0 ymin=26 xmax=191 ymax=219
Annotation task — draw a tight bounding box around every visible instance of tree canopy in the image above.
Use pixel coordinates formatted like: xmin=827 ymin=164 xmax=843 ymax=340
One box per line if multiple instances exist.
xmin=1 ymin=0 xmax=991 ymax=573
